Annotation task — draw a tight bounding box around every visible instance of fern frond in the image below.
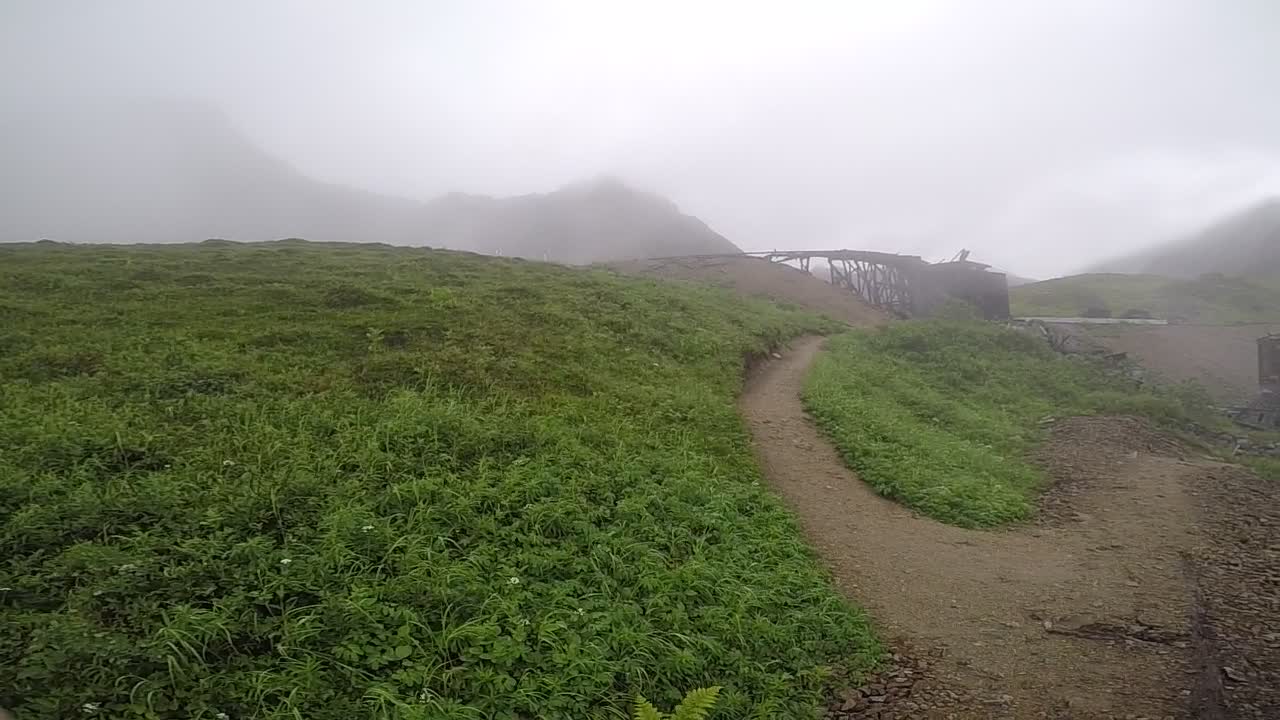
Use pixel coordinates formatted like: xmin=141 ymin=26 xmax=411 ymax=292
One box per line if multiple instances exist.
xmin=632 ymin=694 xmax=665 ymax=720
xmin=671 ymin=686 xmax=721 ymax=720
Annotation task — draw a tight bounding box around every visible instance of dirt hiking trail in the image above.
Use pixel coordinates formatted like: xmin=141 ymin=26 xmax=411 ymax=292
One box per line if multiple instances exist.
xmin=741 ymin=336 xmax=1280 ymax=720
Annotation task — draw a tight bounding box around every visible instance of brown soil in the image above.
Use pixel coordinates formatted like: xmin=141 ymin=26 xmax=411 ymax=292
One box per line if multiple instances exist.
xmin=1078 ymin=324 xmax=1280 ymax=404
xmin=608 ymin=255 xmax=890 ymax=327
xmin=1185 ymin=465 xmax=1280 ymax=719
xmin=741 ymin=336 xmax=1280 ymax=719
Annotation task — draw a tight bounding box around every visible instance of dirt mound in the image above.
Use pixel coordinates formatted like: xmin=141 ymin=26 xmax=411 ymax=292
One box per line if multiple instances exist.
xmin=1074 ymin=323 xmax=1280 ymax=404
xmin=1039 ymin=415 xmax=1188 ymax=464
xmin=610 ymin=255 xmax=889 ymax=327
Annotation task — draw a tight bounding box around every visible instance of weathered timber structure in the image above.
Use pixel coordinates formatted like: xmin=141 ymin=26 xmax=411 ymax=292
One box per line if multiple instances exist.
xmin=1260 ymin=334 xmax=1280 ymax=390
xmin=745 ymin=249 xmax=1011 ymax=319
xmin=1225 ymin=334 xmax=1280 ymax=429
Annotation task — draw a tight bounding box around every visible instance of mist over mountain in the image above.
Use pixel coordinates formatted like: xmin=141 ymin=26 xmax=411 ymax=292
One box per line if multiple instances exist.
xmin=0 ymin=101 xmax=737 ymax=262
xmin=1095 ymin=198 xmax=1280 ymax=278
xmin=1 ymin=101 xmax=422 ymax=245
xmin=419 ymin=179 xmax=736 ymax=263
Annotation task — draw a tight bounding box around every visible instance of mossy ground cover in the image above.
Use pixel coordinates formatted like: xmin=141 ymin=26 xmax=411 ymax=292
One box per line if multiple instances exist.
xmin=0 ymin=241 xmax=877 ymax=719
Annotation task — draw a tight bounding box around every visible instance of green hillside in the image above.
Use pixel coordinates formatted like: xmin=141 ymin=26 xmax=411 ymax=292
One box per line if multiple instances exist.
xmin=0 ymin=241 xmax=876 ymax=719
xmin=1010 ymin=272 xmax=1280 ymax=323
xmin=803 ymin=321 xmax=1217 ymax=527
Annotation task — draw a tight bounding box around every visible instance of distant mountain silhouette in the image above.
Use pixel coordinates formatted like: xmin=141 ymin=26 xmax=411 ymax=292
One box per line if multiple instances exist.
xmin=1094 ymin=198 xmax=1280 ymax=277
xmin=0 ymin=100 xmax=737 ymax=262
xmin=418 ymin=178 xmax=736 ymax=263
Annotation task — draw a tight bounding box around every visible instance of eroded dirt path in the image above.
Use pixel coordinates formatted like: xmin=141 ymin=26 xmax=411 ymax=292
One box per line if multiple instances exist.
xmin=742 ymin=336 xmax=1213 ymax=719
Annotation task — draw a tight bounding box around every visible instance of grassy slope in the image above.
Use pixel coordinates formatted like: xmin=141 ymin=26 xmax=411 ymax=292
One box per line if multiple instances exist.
xmin=1010 ymin=273 xmax=1280 ymax=323
xmin=0 ymin=241 xmax=877 ymax=719
xmin=803 ymin=321 xmax=1210 ymax=527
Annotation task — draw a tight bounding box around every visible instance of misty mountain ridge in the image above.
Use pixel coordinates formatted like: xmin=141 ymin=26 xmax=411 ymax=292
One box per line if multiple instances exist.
xmin=0 ymin=101 xmax=737 ymax=262
xmin=419 ymin=177 xmax=736 ymax=263
xmin=1093 ymin=198 xmax=1280 ymax=278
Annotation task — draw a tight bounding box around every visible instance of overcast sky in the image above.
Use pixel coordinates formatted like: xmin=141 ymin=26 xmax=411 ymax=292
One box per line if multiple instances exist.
xmin=4 ymin=0 xmax=1279 ymax=276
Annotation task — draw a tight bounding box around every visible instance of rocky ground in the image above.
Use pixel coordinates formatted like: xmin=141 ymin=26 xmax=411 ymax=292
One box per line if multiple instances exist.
xmin=1186 ymin=465 xmax=1280 ymax=719
xmin=824 ymin=645 xmax=979 ymax=720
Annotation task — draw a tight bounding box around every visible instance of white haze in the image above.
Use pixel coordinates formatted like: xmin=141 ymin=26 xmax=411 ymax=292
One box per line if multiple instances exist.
xmin=3 ymin=0 xmax=1279 ymax=277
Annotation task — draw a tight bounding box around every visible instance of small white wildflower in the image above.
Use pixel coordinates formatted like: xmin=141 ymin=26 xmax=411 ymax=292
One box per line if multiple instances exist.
xmin=279 ymin=558 xmax=292 ymax=565
xmin=507 ymin=576 xmax=520 ymax=585
xmin=361 ymin=525 xmax=374 ymax=532
xmin=215 ymin=713 xmax=230 ymax=720
xmin=417 ymin=690 xmax=430 ymax=700
xmin=519 ymin=618 xmax=530 ymax=626
xmin=576 ymin=608 xmax=586 ymax=616
xmin=163 ymin=464 xmax=172 ymax=469
xmin=81 ymin=703 xmax=101 ymax=713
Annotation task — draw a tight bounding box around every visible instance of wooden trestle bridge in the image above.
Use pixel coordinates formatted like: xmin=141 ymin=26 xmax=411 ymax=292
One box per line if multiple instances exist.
xmin=741 ymin=249 xmax=1010 ymax=319
xmin=745 ymin=249 xmax=926 ymax=316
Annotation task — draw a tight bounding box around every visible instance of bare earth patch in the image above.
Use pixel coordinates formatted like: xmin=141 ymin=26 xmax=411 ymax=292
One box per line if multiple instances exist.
xmin=1186 ymin=465 xmax=1280 ymax=719
xmin=1075 ymin=323 xmax=1280 ymax=405
xmin=742 ymin=336 xmax=1280 ymax=719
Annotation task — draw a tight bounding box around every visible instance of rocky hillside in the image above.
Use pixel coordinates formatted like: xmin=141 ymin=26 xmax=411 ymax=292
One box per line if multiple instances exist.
xmin=0 ymin=101 xmax=737 ymax=263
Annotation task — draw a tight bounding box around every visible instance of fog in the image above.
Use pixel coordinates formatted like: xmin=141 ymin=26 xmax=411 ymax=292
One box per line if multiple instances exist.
xmin=4 ymin=0 xmax=1279 ymax=277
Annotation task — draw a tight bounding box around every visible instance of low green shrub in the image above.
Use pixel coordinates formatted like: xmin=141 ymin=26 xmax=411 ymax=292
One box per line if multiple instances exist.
xmin=633 ymin=687 xmax=721 ymax=720
xmin=1243 ymin=456 xmax=1280 ymax=481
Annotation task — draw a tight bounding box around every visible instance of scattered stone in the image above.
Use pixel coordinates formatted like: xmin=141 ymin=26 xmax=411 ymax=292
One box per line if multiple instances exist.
xmin=823 ymin=644 xmax=976 ymax=719
xmin=1186 ymin=465 xmax=1280 ymax=714
xmin=1221 ymin=666 xmax=1246 ymax=683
